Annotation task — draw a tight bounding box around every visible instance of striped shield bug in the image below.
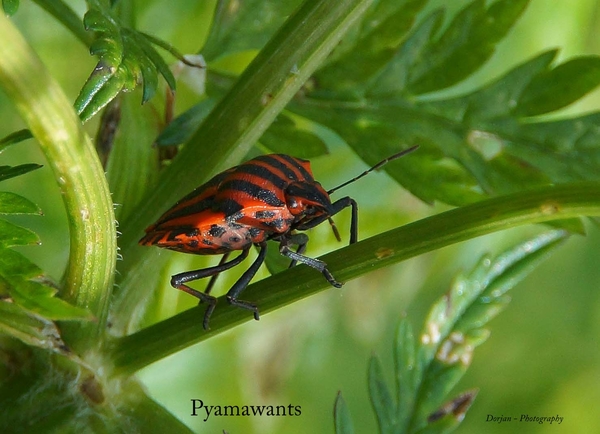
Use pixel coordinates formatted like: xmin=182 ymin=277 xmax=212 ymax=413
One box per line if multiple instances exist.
xmin=140 ymin=145 xmax=418 ymax=329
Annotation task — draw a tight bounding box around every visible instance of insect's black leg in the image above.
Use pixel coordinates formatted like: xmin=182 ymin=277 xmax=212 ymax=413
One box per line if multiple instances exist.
xmin=204 ymin=252 xmax=231 ymax=296
xmin=226 ymin=242 xmax=268 ymax=322
xmin=279 ymin=237 xmax=342 ymax=288
xmin=286 ymin=233 xmax=309 ymax=268
xmin=171 ymin=248 xmax=250 ymax=330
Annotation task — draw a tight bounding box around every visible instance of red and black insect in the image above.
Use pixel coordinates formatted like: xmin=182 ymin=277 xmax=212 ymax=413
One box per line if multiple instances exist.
xmin=140 ymin=146 xmax=418 ymax=329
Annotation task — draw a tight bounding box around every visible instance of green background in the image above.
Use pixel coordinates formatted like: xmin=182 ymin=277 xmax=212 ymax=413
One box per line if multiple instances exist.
xmin=1 ymin=1 xmax=600 ymax=432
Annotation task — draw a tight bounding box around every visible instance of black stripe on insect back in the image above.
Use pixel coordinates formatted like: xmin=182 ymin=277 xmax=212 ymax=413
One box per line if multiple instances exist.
xmin=236 ymin=163 xmax=288 ymax=190
xmin=221 ymin=179 xmax=285 ymax=207
xmin=279 ymin=154 xmax=313 ymax=181
xmin=255 ymin=155 xmax=310 ymax=182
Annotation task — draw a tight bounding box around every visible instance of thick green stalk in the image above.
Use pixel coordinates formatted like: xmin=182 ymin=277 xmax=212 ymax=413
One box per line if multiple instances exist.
xmin=111 ymin=0 xmax=375 ymax=332
xmin=109 ymin=182 xmax=600 ymax=375
xmin=0 ymin=15 xmax=116 ymax=343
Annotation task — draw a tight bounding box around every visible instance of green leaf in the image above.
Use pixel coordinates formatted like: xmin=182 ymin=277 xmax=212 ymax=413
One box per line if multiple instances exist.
xmin=0 ymin=192 xmax=42 ymax=215
xmin=396 ymin=318 xmax=418 ymax=431
xmin=9 ymin=280 xmax=94 ymax=321
xmin=155 ymin=98 xmax=217 ymax=147
xmin=126 ymin=29 xmax=176 ymax=92
xmin=260 ymin=112 xmax=329 ymax=158
xmin=515 ymin=56 xmax=600 ymax=116
xmin=75 ymin=5 xmax=181 ymax=121
xmin=0 ymin=247 xmax=42 ymax=280
xmin=2 ymin=0 xmax=19 ymax=15
xmin=0 ymin=129 xmax=32 ymax=152
xmin=0 ymin=219 xmax=40 ymax=247
xmin=410 ymin=230 xmax=567 ymax=431
xmin=0 ymin=300 xmax=69 ymax=354
xmin=292 ymin=25 xmax=600 ymax=206
xmin=406 ymin=0 xmax=530 ymax=94
xmin=368 ymin=355 xmax=396 ymax=433
xmin=334 ymin=392 xmax=355 ymax=434
xmin=315 ymin=0 xmax=429 ymax=94
xmin=201 ymin=0 xmax=302 ymax=61
xmin=0 ymin=164 xmax=42 ymax=183
xmin=416 ymin=390 xmax=478 ymax=434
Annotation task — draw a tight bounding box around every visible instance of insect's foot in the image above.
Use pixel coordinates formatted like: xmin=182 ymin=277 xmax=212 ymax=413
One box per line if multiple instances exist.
xmin=227 ymin=296 xmax=260 ymax=321
xmin=201 ymin=299 xmax=217 ymax=330
xmin=322 ymin=268 xmax=343 ymax=288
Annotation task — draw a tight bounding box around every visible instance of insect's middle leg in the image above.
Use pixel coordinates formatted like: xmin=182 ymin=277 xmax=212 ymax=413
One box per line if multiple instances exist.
xmin=279 ymin=236 xmax=342 ymax=288
xmin=226 ymin=242 xmax=268 ymax=321
xmin=171 ymin=248 xmax=250 ymax=330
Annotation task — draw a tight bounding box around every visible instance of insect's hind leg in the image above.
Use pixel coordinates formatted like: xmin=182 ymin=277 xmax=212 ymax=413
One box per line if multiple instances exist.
xmin=279 ymin=236 xmax=342 ymax=288
xmin=226 ymin=242 xmax=268 ymax=322
xmin=170 ymin=248 xmax=250 ymax=330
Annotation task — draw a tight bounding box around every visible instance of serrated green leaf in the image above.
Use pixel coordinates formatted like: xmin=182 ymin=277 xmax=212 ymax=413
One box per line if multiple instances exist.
xmin=334 ymin=392 xmax=355 ymax=434
xmin=2 ymin=0 xmax=19 ymax=15
xmin=293 ymin=38 xmax=600 ymax=206
xmin=0 ymin=219 xmax=40 ymax=247
xmin=10 ymin=280 xmax=94 ymax=321
xmin=0 ymin=164 xmax=42 ymax=183
xmin=315 ymin=0 xmax=428 ymax=94
xmin=366 ymin=8 xmax=443 ymax=97
xmin=155 ymin=98 xmax=217 ymax=146
xmin=0 ymin=247 xmax=42 ymax=280
xmin=127 ymin=29 xmax=176 ymax=91
xmin=516 ymin=56 xmax=600 ymax=116
xmin=408 ymin=0 xmax=530 ymax=94
xmin=409 ymin=231 xmax=567 ymax=431
xmin=0 ymin=300 xmax=69 ymax=353
xmin=0 ymin=192 xmax=42 ymax=215
xmin=0 ymin=129 xmax=32 ymax=153
xmin=368 ymin=355 xmax=396 ymax=433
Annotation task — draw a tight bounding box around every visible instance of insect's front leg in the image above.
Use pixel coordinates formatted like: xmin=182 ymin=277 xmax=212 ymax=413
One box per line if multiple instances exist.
xmin=278 ymin=235 xmax=342 ymax=288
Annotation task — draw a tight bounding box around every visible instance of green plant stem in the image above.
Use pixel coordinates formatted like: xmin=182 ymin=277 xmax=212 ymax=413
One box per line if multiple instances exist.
xmin=108 ymin=182 xmax=600 ymax=375
xmin=0 ymin=15 xmax=116 ymax=345
xmin=111 ymin=0 xmax=375 ymax=333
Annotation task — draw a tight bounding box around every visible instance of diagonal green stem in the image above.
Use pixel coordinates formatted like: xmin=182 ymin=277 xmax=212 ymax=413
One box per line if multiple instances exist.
xmin=108 ymin=182 xmax=600 ymax=375
xmin=0 ymin=14 xmax=116 ymax=345
xmin=111 ymin=0 xmax=376 ymax=333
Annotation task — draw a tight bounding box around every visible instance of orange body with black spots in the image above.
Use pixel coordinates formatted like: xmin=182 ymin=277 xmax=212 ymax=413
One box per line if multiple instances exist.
xmin=140 ymin=154 xmax=331 ymax=254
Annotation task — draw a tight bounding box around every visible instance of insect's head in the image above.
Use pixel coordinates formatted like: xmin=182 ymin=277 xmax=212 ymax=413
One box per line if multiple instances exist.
xmin=284 ymin=181 xmax=332 ymax=222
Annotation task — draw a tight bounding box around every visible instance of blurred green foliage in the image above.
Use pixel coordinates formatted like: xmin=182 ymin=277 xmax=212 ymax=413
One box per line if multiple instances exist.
xmin=1 ymin=0 xmax=600 ymax=433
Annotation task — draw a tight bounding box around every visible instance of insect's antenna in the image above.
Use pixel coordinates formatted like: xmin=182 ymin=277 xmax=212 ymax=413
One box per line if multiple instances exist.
xmin=327 ymin=145 xmax=419 ymax=195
